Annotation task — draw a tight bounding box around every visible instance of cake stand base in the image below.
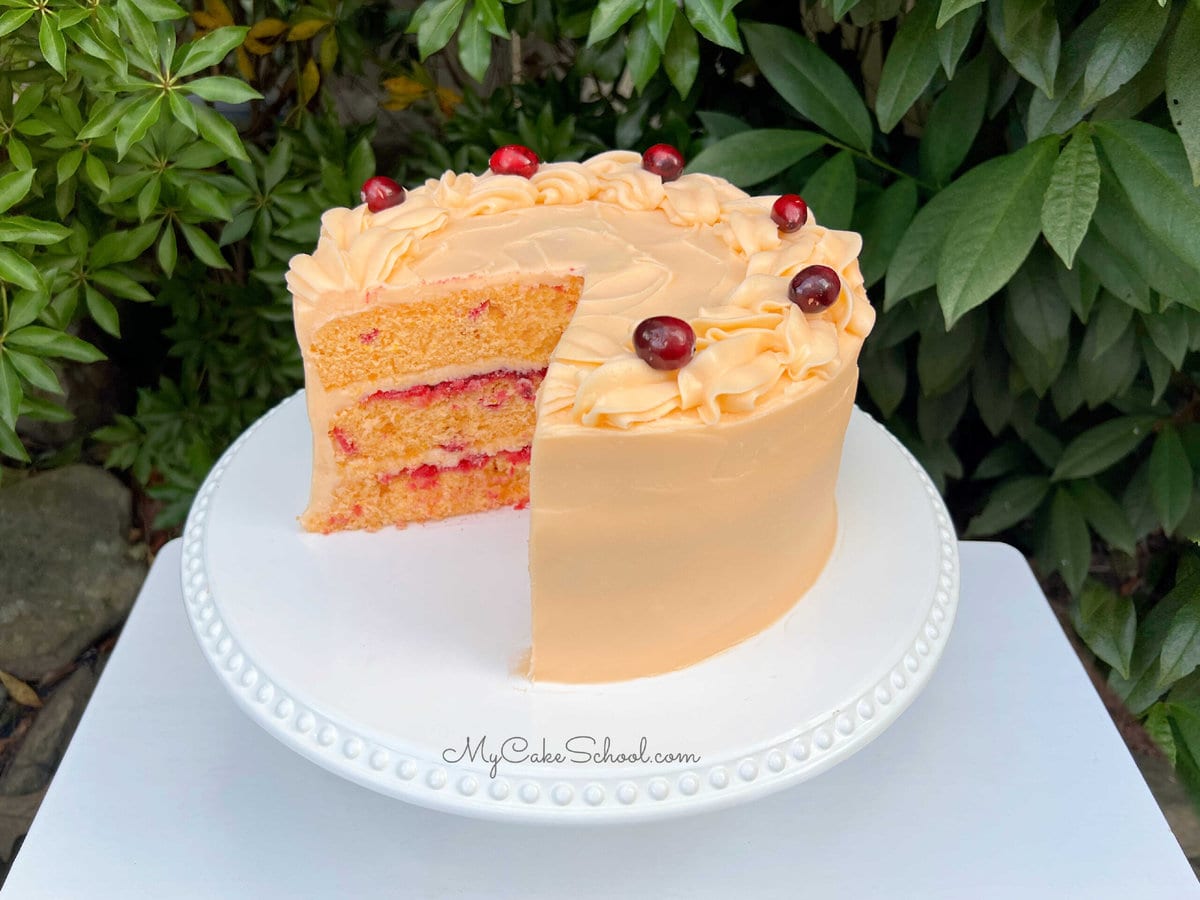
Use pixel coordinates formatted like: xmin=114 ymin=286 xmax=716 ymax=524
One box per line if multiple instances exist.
xmin=181 ymin=392 xmax=958 ymax=823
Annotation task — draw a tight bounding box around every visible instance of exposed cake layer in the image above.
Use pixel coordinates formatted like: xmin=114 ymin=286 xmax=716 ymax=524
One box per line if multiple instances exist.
xmin=303 ymin=448 xmax=531 ymax=533
xmin=329 ymin=368 xmax=544 ymax=476
xmin=309 ymin=278 xmax=580 ymax=390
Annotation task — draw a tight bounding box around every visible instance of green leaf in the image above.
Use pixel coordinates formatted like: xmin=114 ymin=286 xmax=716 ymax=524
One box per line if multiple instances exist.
xmin=860 ymin=344 xmax=907 ymax=416
xmin=919 ymin=52 xmax=988 ymax=185
xmin=1094 ymin=120 xmax=1200 ymax=276
xmin=5 ymin=350 xmax=61 ymax=395
xmin=0 ymin=170 xmax=34 ymax=215
xmin=90 ymin=222 xmax=159 ymax=268
xmin=195 ymin=104 xmax=249 ymax=162
xmin=663 ymin=11 xmax=699 ymax=96
xmin=475 ymin=0 xmax=507 ymax=37
xmin=90 ymin=269 xmax=153 ymax=302
xmin=686 ymin=129 xmax=825 ymax=187
xmin=1004 ymin=293 xmax=1067 ymax=396
xmin=7 ymin=139 xmax=31 ymax=172
xmin=1026 ymin=1 xmax=1117 ymax=139
xmin=175 ymin=26 xmax=250 ymax=78
xmin=136 ymin=176 xmax=161 ymax=222
xmin=456 ymin=5 xmax=491 ymax=82
xmin=917 ymin=305 xmax=982 ymax=396
xmin=885 ymin=163 xmax=990 ymax=308
xmin=1093 ymin=165 xmax=1196 ymax=303
xmin=917 ymin=380 xmax=968 ymax=443
xmin=1070 ymin=480 xmax=1136 ymax=556
xmin=1088 ymin=291 xmax=1133 ymax=356
xmin=856 ymin=178 xmax=918 ymax=288
xmin=801 ymin=152 xmax=856 ymax=232
xmin=1144 ymin=307 xmax=1190 ymax=373
xmin=1167 ymin=3 xmax=1200 ymax=187
xmin=1052 ymin=416 xmax=1157 ymax=481
xmin=116 ymin=0 xmax=159 ymax=69
xmin=1076 ymin=231 xmax=1149 ymax=311
xmin=987 ymin=0 xmax=1059 ymax=99
xmin=875 ymin=0 xmax=940 ymax=134
xmin=138 ymin=0 xmax=185 ymax=20
xmin=1160 ymin=600 xmax=1200 ymax=689
xmin=0 ymin=247 xmax=41 ymax=291
xmin=56 ymin=147 xmax=82 ymax=186
xmin=829 ymin=0 xmax=862 ymax=21
xmin=346 ymin=139 xmax=374 ymax=200
xmin=1143 ymin=335 xmax=1173 ymax=405
xmin=964 ymin=475 xmax=1049 ymax=537
xmin=645 ymin=0 xmax=676 ymax=50
xmin=1006 ymin=248 xmax=1070 ymax=359
xmin=166 ymin=89 xmax=198 ymax=135
xmin=1071 ymin=579 xmax=1135 ymax=677
xmin=186 ymin=181 xmax=233 ymax=221
xmin=934 ymin=4 xmax=980 ymax=78
xmin=588 ymin=0 xmax=641 ymax=45
xmin=936 ymin=137 xmax=1058 ymax=326
xmin=972 ymin=442 xmax=1024 ymax=479
xmin=1079 ymin=319 xmax=1139 ymax=408
xmin=625 ymin=18 xmax=661 ymax=93
xmin=6 ymin=325 xmax=104 ymax=362
xmin=1144 ymin=703 xmax=1176 ymax=765
xmin=1079 ymin=0 xmax=1168 ymax=109
xmin=416 ymin=0 xmax=466 ymax=58
xmin=683 ymin=0 xmax=741 ymax=52
xmin=1040 ymin=130 xmax=1099 ymax=269
xmin=1150 ymin=425 xmax=1193 ymax=535
xmin=38 ymin=13 xmax=67 ymax=76
xmin=185 ymin=76 xmax=262 ymax=104
xmin=114 ymin=95 xmax=162 ymax=160
xmin=85 ymin=285 xmax=120 ymax=337
xmin=0 ymin=354 xmax=20 ymax=428
xmin=1048 ymin=375 xmax=1081 ymax=425
xmin=0 ymin=418 xmax=28 ymax=462
xmin=179 ymin=223 xmax=229 ymax=269
xmin=157 ymin=223 xmax=177 ymax=275
xmin=19 ymin=393 xmax=69 ymax=424
xmin=742 ymin=22 xmax=874 ymax=153
xmin=0 ymin=8 xmax=33 ymax=37
xmin=0 ymin=216 xmax=71 ymax=245
xmin=971 ymin=342 xmax=1013 ymax=435
xmin=935 ymin=0 xmax=982 ymax=29
xmin=78 ymin=97 xmax=135 ymax=142
xmin=1111 ymin=569 xmax=1200 ymax=711
xmin=1046 ymin=488 xmax=1092 ymax=594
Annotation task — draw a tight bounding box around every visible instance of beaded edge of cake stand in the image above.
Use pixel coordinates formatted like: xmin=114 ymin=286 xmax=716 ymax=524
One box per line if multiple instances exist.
xmin=181 ymin=391 xmax=959 ymax=820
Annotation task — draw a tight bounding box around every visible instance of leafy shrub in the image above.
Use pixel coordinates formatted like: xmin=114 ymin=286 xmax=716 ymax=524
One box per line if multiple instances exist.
xmin=3 ymin=0 xmax=1200 ymax=790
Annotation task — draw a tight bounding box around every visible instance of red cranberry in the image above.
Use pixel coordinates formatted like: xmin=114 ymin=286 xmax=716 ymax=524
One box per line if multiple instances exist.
xmin=633 ymin=316 xmax=695 ymax=370
xmin=771 ymin=194 xmax=808 ymax=232
xmin=361 ymin=176 xmax=405 ymax=212
xmin=788 ymin=265 xmax=841 ymax=312
xmin=642 ymin=144 xmax=685 ymax=182
xmin=489 ymin=145 xmax=539 ymax=178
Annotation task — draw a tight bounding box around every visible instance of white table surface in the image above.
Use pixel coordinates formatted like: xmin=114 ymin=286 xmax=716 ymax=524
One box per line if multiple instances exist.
xmin=4 ymin=539 xmax=1196 ymax=899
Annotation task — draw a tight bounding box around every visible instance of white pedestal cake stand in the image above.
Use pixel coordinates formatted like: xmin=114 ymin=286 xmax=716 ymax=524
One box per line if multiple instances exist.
xmin=180 ymin=392 xmax=959 ymax=823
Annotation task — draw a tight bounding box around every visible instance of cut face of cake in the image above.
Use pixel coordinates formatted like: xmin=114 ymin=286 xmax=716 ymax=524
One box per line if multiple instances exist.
xmin=286 ymin=149 xmax=875 ymax=684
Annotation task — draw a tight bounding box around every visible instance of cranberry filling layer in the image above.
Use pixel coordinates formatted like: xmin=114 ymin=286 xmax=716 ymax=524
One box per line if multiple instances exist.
xmin=378 ymin=447 xmax=532 ymax=487
xmin=364 ymin=368 xmax=546 ymax=408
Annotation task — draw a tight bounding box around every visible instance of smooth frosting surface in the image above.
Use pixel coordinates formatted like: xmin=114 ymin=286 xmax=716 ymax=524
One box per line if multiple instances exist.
xmin=287 ymin=151 xmax=874 ymax=431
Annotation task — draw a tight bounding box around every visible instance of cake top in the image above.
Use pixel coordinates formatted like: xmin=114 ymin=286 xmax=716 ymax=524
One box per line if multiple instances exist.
xmin=287 ymin=148 xmax=875 ymax=430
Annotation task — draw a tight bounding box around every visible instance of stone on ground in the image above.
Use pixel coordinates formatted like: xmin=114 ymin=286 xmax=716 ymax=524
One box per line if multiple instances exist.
xmin=0 ymin=665 xmax=97 ymax=797
xmin=0 ymin=466 xmax=146 ymax=682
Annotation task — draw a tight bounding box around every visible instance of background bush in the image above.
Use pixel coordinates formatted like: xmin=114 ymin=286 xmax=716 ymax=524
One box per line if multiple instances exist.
xmin=2 ymin=0 xmax=1200 ymax=791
